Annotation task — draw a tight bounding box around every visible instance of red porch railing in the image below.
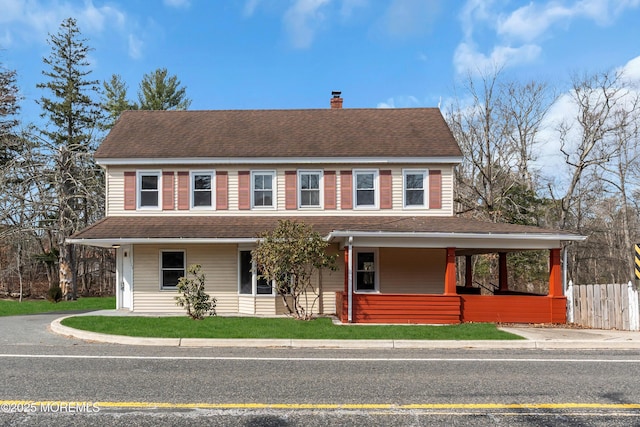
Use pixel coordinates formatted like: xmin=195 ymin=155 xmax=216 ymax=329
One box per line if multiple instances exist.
xmin=336 ymin=292 xmax=567 ymax=324
xmin=336 ymin=292 xmax=461 ymax=324
xmin=461 ymin=295 xmax=567 ymax=324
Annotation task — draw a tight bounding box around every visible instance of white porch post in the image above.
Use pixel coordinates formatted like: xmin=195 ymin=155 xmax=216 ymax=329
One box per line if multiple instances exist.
xmin=562 ymin=246 xmax=568 ymax=294
xmin=347 ymin=236 xmax=353 ymax=323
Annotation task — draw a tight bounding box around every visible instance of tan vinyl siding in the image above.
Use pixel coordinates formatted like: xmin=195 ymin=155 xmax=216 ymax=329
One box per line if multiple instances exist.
xmin=132 ymin=244 xmax=239 ymax=313
xmin=238 ymin=295 xmax=255 ymax=314
xmin=379 ymin=248 xmax=445 ymax=294
xmin=439 ymin=166 xmax=454 ymax=215
xmin=107 ymin=164 xmax=455 ymax=216
xmin=255 ymin=296 xmax=277 ymax=315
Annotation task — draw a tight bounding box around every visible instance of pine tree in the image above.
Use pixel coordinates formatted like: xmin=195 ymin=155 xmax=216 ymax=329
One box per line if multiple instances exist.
xmin=0 ymin=62 xmax=21 ymax=165
xmin=101 ymin=73 xmax=137 ymax=130
xmin=138 ymin=68 xmax=191 ymax=110
xmin=37 ymin=17 xmax=102 ymax=299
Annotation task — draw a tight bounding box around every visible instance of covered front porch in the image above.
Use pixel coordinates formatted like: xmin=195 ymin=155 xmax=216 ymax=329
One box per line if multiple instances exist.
xmin=330 ymin=229 xmax=584 ymax=324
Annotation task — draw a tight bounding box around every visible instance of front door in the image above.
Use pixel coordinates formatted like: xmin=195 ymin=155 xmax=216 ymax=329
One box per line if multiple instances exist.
xmin=117 ymin=245 xmax=133 ymax=310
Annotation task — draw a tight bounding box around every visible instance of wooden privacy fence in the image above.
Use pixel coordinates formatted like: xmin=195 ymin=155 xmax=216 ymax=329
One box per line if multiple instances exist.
xmin=566 ymin=281 xmax=640 ymax=331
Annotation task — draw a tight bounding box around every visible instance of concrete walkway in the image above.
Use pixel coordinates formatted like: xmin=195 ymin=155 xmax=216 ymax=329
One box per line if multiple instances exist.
xmin=47 ymin=310 xmax=640 ymax=350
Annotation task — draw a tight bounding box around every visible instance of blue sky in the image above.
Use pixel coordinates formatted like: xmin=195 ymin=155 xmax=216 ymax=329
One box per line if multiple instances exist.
xmin=1 ymin=0 xmax=640 ymax=126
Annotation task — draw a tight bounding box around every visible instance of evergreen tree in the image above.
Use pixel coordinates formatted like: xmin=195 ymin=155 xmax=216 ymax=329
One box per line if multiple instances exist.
xmin=101 ymin=73 xmax=137 ymax=130
xmin=37 ymin=17 xmax=102 ymax=299
xmin=138 ymin=68 xmax=191 ymax=110
xmin=0 ymin=62 xmax=21 ymax=165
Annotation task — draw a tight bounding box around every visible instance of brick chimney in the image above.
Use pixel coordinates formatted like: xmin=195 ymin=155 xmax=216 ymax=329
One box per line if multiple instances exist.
xmin=330 ymin=91 xmax=343 ymax=109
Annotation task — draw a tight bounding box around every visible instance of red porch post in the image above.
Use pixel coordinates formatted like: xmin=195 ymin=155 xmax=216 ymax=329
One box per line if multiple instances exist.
xmin=498 ymin=252 xmax=508 ymax=292
xmin=444 ymin=247 xmax=457 ymax=295
xmin=549 ymin=248 xmax=562 ymax=297
xmin=465 ymin=255 xmax=473 ymax=288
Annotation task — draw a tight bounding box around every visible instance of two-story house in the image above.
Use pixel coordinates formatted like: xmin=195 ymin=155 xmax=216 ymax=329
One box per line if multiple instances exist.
xmin=70 ymin=94 xmax=585 ymax=324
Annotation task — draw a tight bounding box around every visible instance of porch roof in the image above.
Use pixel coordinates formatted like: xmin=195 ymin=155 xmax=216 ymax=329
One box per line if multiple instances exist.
xmin=68 ymin=216 xmax=585 ymax=251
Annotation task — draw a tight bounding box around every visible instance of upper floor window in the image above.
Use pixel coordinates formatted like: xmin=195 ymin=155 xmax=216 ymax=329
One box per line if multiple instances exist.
xmin=252 ymin=171 xmax=276 ymax=208
xmin=354 ymin=170 xmax=378 ymax=208
xmin=298 ymin=170 xmax=322 ymax=208
xmin=160 ymin=250 xmax=185 ymax=290
xmin=403 ymin=169 xmax=427 ymax=208
xmin=137 ymin=171 xmax=161 ymax=209
xmin=191 ymin=171 xmax=214 ymax=209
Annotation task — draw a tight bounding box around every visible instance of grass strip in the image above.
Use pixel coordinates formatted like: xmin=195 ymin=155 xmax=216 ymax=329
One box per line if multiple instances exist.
xmin=60 ymin=316 xmax=522 ymax=340
xmin=0 ymin=297 xmax=115 ymax=317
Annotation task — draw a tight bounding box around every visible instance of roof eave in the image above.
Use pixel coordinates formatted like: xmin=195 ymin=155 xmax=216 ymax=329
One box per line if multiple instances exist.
xmin=95 ymin=156 xmax=464 ymax=166
xmin=66 ymin=237 xmax=259 ymax=248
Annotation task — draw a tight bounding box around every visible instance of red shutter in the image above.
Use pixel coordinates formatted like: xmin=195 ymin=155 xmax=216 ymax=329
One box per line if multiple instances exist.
xmin=124 ymin=171 xmax=136 ymax=210
xmin=340 ymin=170 xmax=352 ymax=209
xmin=238 ymin=171 xmax=250 ymax=210
xmin=380 ymin=170 xmax=392 ymax=209
xmin=285 ymin=171 xmax=297 ymax=210
xmin=177 ymin=171 xmax=189 ymax=210
xmin=429 ymin=169 xmax=442 ymax=209
xmin=324 ymin=171 xmax=336 ymax=209
xmin=162 ymin=171 xmax=175 ymax=210
xmin=216 ymin=171 xmax=228 ymax=210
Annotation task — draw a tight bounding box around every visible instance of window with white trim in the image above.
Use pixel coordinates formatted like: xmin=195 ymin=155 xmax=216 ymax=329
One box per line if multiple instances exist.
xmin=137 ymin=171 xmax=161 ymax=209
xmin=354 ymin=249 xmax=378 ymax=292
xmin=354 ymin=170 xmax=378 ymax=208
xmin=403 ymin=169 xmax=428 ymax=208
xmin=252 ymin=171 xmax=276 ymax=208
xmin=160 ymin=250 xmax=185 ymax=290
xmin=239 ymin=250 xmax=272 ymax=295
xmin=191 ymin=171 xmax=215 ymax=209
xmin=298 ymin=170 xmax=322 ymax=208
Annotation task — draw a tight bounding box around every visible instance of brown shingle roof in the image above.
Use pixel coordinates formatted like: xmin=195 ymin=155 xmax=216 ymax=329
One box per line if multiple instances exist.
xmin=71 ymin=216 xmax=570 ymax=240
xmin=95 ymin=109 xmax=462 ymax=159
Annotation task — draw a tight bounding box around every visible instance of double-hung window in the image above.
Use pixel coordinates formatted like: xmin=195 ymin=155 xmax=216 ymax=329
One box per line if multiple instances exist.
xmin=298 ymin=170 xmax=322 ymax=208
xmin=191 ymin=171 xmax=215 ymax=209
xmin=252 ymin=171 xmax=276 ymax=208
xmin=137 ymin=171 xmax=161 ymax=209
xmin=403 ymin=169 xmax=427 ymax=208
xmin=239 ymin=250 xmax=272 ymax=295
xmin=354 ymin=170 xmax=378 ymax=208
xmin=160 ymin=250 xmax=185 ymax=290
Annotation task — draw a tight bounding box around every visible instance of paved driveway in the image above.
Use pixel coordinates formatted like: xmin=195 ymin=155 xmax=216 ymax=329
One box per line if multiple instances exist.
xmin=0 ymin=311 xmax=92 ymax=346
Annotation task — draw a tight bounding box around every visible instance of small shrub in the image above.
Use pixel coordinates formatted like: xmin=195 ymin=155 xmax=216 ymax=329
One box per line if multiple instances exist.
xmin=175 ymin=264 xmax=216 ymax=320
xmin=47 ymin=286 xmax=63 ymax=303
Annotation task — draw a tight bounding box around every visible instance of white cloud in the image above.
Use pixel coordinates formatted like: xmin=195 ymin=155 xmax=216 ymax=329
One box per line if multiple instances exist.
xmin=619 ymin=55 xmax=640 ymax=83
xmin=164 ymin=0 xmax=190 ymax=8
xmin=497 ymin=0 xmax=640 ymax=43
xmin=283 ymin=0 xmax=331 ymax=49
xmin=453 ymin=42 xmax=541 ymax=75
xmin=496 ymin=3 xmax=573 ymax=43
xmin=0 ymin=0 xmax=128 ymax=44
xmin=377 ymin=95 xmax=422 ymax=109
xmin=457 ymin=0 xmax=640 ymax=76
xmin=0 ymin=0 xmax=149 ymax=60
xmin=128 ymin=34 xmax=143 ymax=60
xmin=243 ymin=0 xmax=262 ymax=17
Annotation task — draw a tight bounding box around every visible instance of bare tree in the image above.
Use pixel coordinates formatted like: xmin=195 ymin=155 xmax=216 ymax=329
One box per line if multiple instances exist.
xmin=553 ymin=70 xmax=637 ymax=230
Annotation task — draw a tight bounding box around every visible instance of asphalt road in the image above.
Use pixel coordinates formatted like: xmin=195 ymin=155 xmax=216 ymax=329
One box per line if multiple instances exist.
xmin=1 ymin=313 xmax=640 ymax=426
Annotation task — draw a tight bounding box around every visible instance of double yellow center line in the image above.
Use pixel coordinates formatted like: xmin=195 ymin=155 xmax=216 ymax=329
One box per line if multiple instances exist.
xmin=2 ymin=400 xmax=640 ymax=410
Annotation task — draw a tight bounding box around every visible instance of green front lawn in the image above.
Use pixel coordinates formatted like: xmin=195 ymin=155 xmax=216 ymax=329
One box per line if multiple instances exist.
xmin=0 ymin=297 xmax=115 ymax=317
xmin=60 ymin=315 xmax=522 ymax=340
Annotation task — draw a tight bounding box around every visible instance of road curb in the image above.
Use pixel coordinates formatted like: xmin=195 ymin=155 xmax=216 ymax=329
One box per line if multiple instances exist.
xmin=49 ymin=316 xmax=640 ymax=349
